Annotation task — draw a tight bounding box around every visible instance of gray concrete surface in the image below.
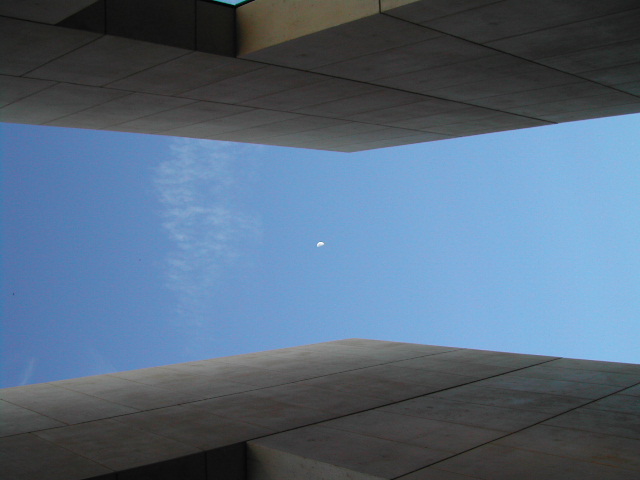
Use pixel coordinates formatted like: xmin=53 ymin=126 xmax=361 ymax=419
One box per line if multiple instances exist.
xmin=1 ymin=0 xmax=639 ymax=151
xmin=1 ymin=339 xmax=639 ymax=479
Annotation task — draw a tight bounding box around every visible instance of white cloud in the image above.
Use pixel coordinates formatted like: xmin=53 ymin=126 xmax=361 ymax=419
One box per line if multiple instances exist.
xmin=154 ymin=139 xmax=261 ymax=329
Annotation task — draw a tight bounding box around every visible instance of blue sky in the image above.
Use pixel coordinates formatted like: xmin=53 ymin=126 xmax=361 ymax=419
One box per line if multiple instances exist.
xmin=2 ymin=113 xmax=640 ymax=388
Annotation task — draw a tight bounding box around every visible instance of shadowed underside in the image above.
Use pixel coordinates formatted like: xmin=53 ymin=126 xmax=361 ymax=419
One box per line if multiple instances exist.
xmin=1 ymin=0 xmax=640 ymax=151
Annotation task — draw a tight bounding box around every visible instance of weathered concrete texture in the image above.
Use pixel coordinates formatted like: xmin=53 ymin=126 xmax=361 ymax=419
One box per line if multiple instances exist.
xmin=2 ymin=339 xmax=638 ymax=480
xmin=1 ymin=0 xmax=640 ymax=151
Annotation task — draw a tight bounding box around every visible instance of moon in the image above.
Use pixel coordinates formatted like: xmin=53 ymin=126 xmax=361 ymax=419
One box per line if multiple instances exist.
xmin=317 ymin=242 xmax=325 ymax=247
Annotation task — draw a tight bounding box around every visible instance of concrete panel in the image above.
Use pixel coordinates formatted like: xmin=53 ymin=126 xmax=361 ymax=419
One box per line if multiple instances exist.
xmin=295 ymin=90 xmax=428 ymax=119
xmin=487 ymin=9 xmax=640 ymax=60
xmin=399 ymin=468 xmax=482 ymax=480
xmin=0 ymin=382 xmax=137 ymax=424
xmin=195 ymin=1 xmax=236 ymax=57
xmin=431 ymin=384 xmax=589 ymax=414
xmin=315 ymin=35 xmax=492 ymax=82
xmin=345 ymin=98 xmax=471 ymax=125
xmin=579 ymin=62 xmax=640 ymax=85
xmin=319 ymin=410 xmax=503 ymax=453
xmin=495 ymin=424 xmax=640 ymax=471
xmin=470 ymin=82 xmax=619 ymax=111
xmin=112 ymin=404 xmax=272 ymax=450
xmin=356 ymin=364 xmax=476 ymax=389
xmin=506 ymin=364 xmax=640 ymax=387
xmin=55 ymin=372 xmax=209 ymax=409
xmin=425 ymin=115 xmax=550 ymax=137
xmin=546 ymin=357 xmax=640 ymax=375
xmin=537 ymin=38 xmax=640 ymax=73
xmin=237 ymin=0 xmax=379 ymax=58
xmin=380 ymin=396 xmax=552 ymax=432
xmin=0 ymin=75 xmax=56 ymax=108
xmin=0 ymin=83 xmax=127 ymax=125
xmin=207 ymin=444 xmax=246 ymax=480
xmin=160 ymin=109 xmax=299 ymax=139
xmin=57 ymin=0 xmax=105 ymax=34
xmin=207 ymin=116 xmax=347 ymax=142
xmin=0 ymin=0 xmax=98 ymax=24
xmin=586 ymin=394 xmax=640 ymax=415
xmin=189 ymin=392 xmax=332 ymax=430
xmin=106 ymin=0 xmax=196 ymax=50
xmin=331 ymin=132 xmax=452 ymax=152
xmin=433 ymin=443 xmax=638 ymax=480
xmin=113 ymin=101 xmax=252 ymax=134
xmin=180 ymin=66 xmax=325 ymax=104
xmin=0 ymin=400 xmax=65 ymax=437
xmin=0 ymin=17 xmax=99 ymax=76
xmin=242 ymin=78 xmax=378 ymax=111
xmin=538 ymin=103 xmax=640 ymax=123
xmin=414 ymin=0 xmax=640 ymax=43
xmin=248 ymin=442 xmax=384 ymax=480
xmin=117 ymin=454 xmax=206 ymax=480
xmin=474 ymin=375 xmax=621 ymax=399
xmin=107 ymin=52 xmax=263 ymax=96
xmin=505 ymin=91 xmax=640 ymax=117
xmin=239 ymin=13 xmax=437 ymax=70
xmin=248 ymin=383 xmax=385 ymax=416
xmin=249 ymin=425 xmax=452 ymax=479
xmin=47 ymin=92 xmax=194 ymax=130
xmin=544 ymin=408 xmax=640 ymax=439
xmin=299 ymin=371 xmax=436 ymax=402
xmin=35 ymin=419 xmax=200 ymax=471
xmin=381 ymin=0 xmax=498 ymax=24
xmin=391 ymin=357 xmax=515 ymax=377
xmin=0 ymin=433 xmax=115 ymax=480
xmin=28 ymin=35 xmax=189 ymax=86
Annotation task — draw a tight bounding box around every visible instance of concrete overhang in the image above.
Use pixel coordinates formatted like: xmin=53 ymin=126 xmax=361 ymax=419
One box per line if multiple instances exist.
xmin=1 ymin=0 xmax=640 ymax=151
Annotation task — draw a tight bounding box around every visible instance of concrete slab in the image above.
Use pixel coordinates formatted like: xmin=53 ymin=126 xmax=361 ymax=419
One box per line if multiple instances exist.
xmin=537 ymin=38 xmax=640 ymax=73
xmin=239 ymin=12 xmax=438 ymax=70
xmin=0 ymin=17 xmax=99 ymax=76
xmin=0 ymin=75 xmax=56 ymax=108
xmin=507 ymin=364 xmax=640 ymax=387
xmin=0 ymin=83 xmax=127 ymax=125
xmin=29 ymin=35 xmax=188 ymax=86
xmin=249 ymin=442 xmax=384 ymax=480
xmin=0 ymin=0 xmax=98 ymax=24
xmin=432 ymin=443 xmax=638 ymax=480
xmin=545 ymin=357 xmax=640 ymax=375
xmin=189 ymin=392 xmax=332 ymax=430
xmin=242 ymin=78 xmax=378 ymax=111
xmin=487 ymin=9 xmax=640 ymax=60
xmin=538 ymin=103 xmax=640 ymax=123
xmin=432 ymin=384 xmax=589 ymax=414
xmin=381 ymin=0 xmax=500 ymax=25
xmin=544 ymin=408 xmax=640 ymax=439
xmin=506 ymin=91 xmax=640 ymax=117
xmin=249 ymin=425 xmax=452 ymax=479
xmin=495 ymin=424 xmax=640 ymax=471
xmin=398 ymin=467 xmax=482 ymax=480
xmin=0 ymin=382 xmax=137 ymax=424
xmin=112 ymin=101 xmax=252 ymax=134
xmin=475 ymin=375 xmax=621 ymax=399
xmin=380 ymin=396 xmax=552 ymax=432
xmin=117 ymin=453 xmax=206 ymax=480
xmin=299 ymin=371 xmax=436 ymax=402
xmin=0 ymin=399 xmax=65 ymax=437
xmin=356 ymin=364 xmax=476 ymax=390
xmin=106 ymin=0 xmax=195 ymax=50
xmin=47 ymin=92 xmax=194 ymax=130
xmin=412 ymin=0 xmax=640 ymax=43
xmin=107 ymin=52 xmax=263 ymax=96
xmin=180 ymin=65 xmax=325 ymax=104
xmin=112 ymin=404 xmax=272 ymax=450
xmin=425 ymin=115 xmax=550 ymax=137
xmin=621 ymin=383 xmax=640 ymax=397
xmin=248 ymin=383 xmax=385 ymax=416
xmin=55 ymin=373 xmax=208 ymax=409
xmin=0 ymin=433 xmax=115 ymax=480
xmin=35 ymin=419 xmax=200 ymax=471
xmin=319 ymin=409 xmax=503 ymax=453
xmin=586 ymin=394 xmax=640 ymax=415
xmin=315 ymin=35 xmax=492 ymax=82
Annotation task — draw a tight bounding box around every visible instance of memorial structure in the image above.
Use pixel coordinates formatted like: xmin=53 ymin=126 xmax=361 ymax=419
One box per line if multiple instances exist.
xmin=2 ymin=0 xmax=640 ymax=151
xmin=1 ymin=338 xmax=639 ymax=479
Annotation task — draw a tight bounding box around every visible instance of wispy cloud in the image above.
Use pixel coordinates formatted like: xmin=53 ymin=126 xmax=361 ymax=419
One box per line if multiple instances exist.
xmin=154 ymin=139 xmax=260 ymax=331
xmin=18 ymin=357 xmax=37 ymax=386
